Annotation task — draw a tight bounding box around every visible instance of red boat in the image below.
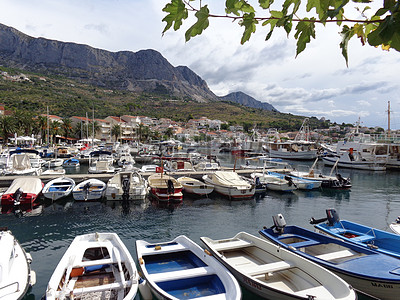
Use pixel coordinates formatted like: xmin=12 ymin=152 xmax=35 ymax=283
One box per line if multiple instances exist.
xmin=1 ymin=177 xmax=43 ymax=206
xmin=147 ymin=173 xmax=183 ymax=203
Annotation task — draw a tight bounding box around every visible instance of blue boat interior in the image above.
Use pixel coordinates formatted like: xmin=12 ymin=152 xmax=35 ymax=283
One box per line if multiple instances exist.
xmin=143 ymin=250 xmax=207 ymax=274
xmin=157 ymin=275 xmax=226 ymax=299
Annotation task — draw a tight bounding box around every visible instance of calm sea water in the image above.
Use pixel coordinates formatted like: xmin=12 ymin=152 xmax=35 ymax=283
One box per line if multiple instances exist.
xmin=2 ymin=153 xmax=399 ymax=300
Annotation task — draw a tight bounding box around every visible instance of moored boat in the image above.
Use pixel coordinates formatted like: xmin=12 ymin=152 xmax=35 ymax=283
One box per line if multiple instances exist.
xmin=201 ymin=232 xmax=356 ymax=300
xmin=202 ymin=171 xmax=255 ymax=200
xmin=63 ymin=158 xmax=80 ymax=168
xmin=311 ymin=208 xmax=400 ymax=259
xmin=177 ymin=176 xmax=214 ymax=196
xmin=1 ymin=177 xmax=43 ymax=206
xmin=72 ymin=179 xmax=106 ymax=201
xmin=0 ymin=228 xmax=36 ymax=299
xmin=260 ymin=214 xmax=400 ymax=300
xmin=42 ymin=176 xmax=76 ymax=201
xmin=45 ymin=232 xmax=138 ymax=300
xmin=250 ymin=172 xmax=297 ymax=192
xmin=390 ymin=216 xmax=400 ymax=234
xmin=105 ymin=171 xmax=148 ymax=201
xmin=268 ymin=171 xmax=321 ymax=190
xmin=135 ymin=235 xmax=241 ymax=300
xmin=147 ymin=173 xmax=183 ymax=203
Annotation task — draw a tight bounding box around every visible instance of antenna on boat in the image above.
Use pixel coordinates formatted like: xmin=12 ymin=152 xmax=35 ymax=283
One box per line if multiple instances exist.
xmin=387 ymin=100 xmax=391 ymax=138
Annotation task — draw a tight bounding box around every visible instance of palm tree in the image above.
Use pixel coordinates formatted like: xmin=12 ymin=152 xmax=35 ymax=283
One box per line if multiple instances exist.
xmin=62 ymin=118 xmax=73 ymax=142
xmin=36 ymin=115 xmax=48 ymax=144
xmin=0 ymin=115 xmax=16 ymax=144
xmin=14 ymin=110 xmax=35 ymax=135
xmin=111 ymin=124 xmax=121 ymax=142
xmin=51 ymin=120 xmax=62 ymax=144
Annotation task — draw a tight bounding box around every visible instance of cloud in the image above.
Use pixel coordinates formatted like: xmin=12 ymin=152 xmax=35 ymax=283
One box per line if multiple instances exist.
xmin=84 ymin=23 xmax=108 ymax=34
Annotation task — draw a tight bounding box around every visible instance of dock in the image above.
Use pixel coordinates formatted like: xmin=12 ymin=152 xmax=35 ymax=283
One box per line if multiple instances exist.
xmin=0 ymin=168 xmax=291 ymax=187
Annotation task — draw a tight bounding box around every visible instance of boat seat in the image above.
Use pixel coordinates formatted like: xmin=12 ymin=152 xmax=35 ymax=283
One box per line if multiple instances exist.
xmin=149 ymin=266 xmax=214 ymax=282
xmin=212 ymin=239 xmax=253 ymax=251
xmin=329 ymin=228 xmax=346 ymax=234
xmin=140 ymin=243 xmax=188 ymax=255
xmin=350 ymin=235 xmax=375 ymax=243
xmin=289 ymin=239 xmax=320 ymax=249
xmin=69 ymin=280 xmax=132 ymax=295
xmin=315 ymin=249 xmax=355 ymax=261
xmin=239 ymin=261 xmax=295 ymax=276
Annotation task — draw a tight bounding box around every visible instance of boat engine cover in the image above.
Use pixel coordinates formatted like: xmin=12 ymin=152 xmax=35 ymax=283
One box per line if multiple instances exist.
xmin=326 ymin=208 xmax=340 ymax=226
xmin=273 ymin=214 xmax=286 ymax=232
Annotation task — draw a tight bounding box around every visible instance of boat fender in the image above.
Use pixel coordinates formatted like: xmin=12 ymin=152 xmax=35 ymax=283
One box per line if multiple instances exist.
xmin=367 ymin=244 xmax=379 ymax=250
xmin=139 ymin=257 xmax=144 ymax=265
xmin=138 ymin=278 xmax=153 ymax=300
xmin=155 ymin=245 xmax=162 ymax=251
xmin=204 ymin=249 xmax=212 ymax=256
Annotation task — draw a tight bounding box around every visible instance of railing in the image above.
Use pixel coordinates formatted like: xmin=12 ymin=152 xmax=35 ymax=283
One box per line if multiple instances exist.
xmin=0 ymin=281 xmax=20 ymax=294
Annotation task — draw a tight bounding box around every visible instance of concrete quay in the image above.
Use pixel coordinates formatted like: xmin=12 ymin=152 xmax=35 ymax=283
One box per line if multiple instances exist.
xmin=0 ymin=168 xmax=290 ymax=187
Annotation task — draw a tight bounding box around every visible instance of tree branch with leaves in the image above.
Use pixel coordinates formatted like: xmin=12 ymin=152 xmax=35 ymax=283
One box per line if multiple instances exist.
xmin=162 ymin=0 xmax=400 ymax=65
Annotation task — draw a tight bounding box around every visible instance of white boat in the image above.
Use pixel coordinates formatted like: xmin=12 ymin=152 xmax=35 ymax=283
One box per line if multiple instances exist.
xmin=201 ymin=232 xmax=356 ymax=300
xmin=42 ymin=177 xmax=76 ymax=201
xmin=72 ymin=179 xmax=106 ymax=201
xmin=105 ymin=171 xmax=148 ymax=201
xmin=117 ymin=153 xmax=135 ymax=168
xmin=135 ymin=235 xmax=241 ymax=300
xmin=251 ymin=172 xmax=297 ymax=192
xmin=42 ymin=168 xmax=66 ymax=176
xmin=263 ymin=140 xmax=319 ymax=160
xmin=164 ymin=159 xmax=195 ymax=172
xmin=177 ymin=176 xmax=214 ymax=196
xmin=88 ymin=151 xmax=115 ymax=174
xmin=45 ymin=232 xmax=139 ymax=300
xmin=290 ymin=158 xmax=352 ymax=189
xmin=140 ymin=165 xmax=159 ymax=173
xmin=0 ymin=228 xmax=36 ymax=300
xmin=3 ymin=152 xmax=42 ymax=176
xmin=322 ymin=152 xmax=387 ymax=171
xmin=62 ymin=158 xmax=80 ymax=168
xmin=203 ymin=171 xmax=255 ymax=200
xmin=43 ymin=158 xmax=64 ymax=168
xmin=267 ymin=171 xmax=321 ymax=190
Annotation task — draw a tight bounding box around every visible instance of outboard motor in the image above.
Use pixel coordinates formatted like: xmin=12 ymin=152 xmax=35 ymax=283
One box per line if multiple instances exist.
xmin=284 ymin=175 xmax=293 ymax=186
xmin=271 ymin=214 xmax=287 ymax=234
xmin=12 ymin=188 xmax=23 ymax=206
xmin=167 ymin=179 xmax=174 ymax=194
xmin=326 ymin=208 xmax=340 ymax=226
xmin=83 ymin=182 xmax=91 ymax=201
xmin=122 ymin=176 xmax=130 ymax=201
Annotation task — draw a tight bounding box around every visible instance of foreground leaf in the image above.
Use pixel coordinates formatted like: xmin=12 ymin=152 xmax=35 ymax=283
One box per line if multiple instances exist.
xmin=185 ymin=6 xmax=210 ymax=41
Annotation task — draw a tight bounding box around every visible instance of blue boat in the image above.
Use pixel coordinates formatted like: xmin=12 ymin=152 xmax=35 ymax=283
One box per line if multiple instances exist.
xmin=259 ymin=214 xmax=400 ymax=300
xmin=62 ymin=158 xmax=80 ymax=168
xmin=136 ymin=235 xmax=241 ymax=300
xmin=311 ymin=208 xmax=400 ymax=259
xmin=267 ymin=171 xmax=322 ymax=190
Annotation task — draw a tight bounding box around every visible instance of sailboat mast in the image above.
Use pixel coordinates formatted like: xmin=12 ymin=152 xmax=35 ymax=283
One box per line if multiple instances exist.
xmin=92 ymin=107 xmax=95 ymax=144
xmin=46 ymin=106 xmax=49 ymax=146
xmin=388 ymin=101 xmax=391 ymax=138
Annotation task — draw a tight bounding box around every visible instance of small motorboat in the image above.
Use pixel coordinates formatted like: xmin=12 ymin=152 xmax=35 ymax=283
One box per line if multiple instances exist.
xmin=42 ymin=177 xmax=76 ymax=201
xmin=43 ymin=158 xmax=64 ymax=168
xmin=135 ymin=235 xmax=241 ymax=300
xmin=88 ymin=151 xmax=115 ymax=174
xmin=147 ymin=173 xmax=183 ymax=203
xmin=202 ymin=171 xmax=255 ymax=200
xmin=1 ymin=177 xmax=43 ymax=206
xmin=250 ymin=172 xmax=297 ymax=192
xmin=63 ymin=158 xmax=80 ymax=168
xmin=0 ymin=228 xmax=36 ymax=299
xmin=105 ymin=171 xmax=148 ymax=201
xmin=45 ymin=232 xmax=139 ymax=300
xmin=259 ymin=214 xmax=400 ymax=300
xmin=201 ymin=232 xmax=356 ymax=300
xmin=177 ymin=176 xmax=214 ymax=196
xmin=311 ymin=208 xmax=400 ymax=259
xmin=390 ymin=216 xmax=400 ymax=234
xmin=72 ymin=179 xmax=106 ymax=201
xmin=267 ymin=171 xmax=322 ymax=190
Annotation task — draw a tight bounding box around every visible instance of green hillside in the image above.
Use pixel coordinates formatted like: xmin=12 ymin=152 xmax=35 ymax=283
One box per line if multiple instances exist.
xmin=0 ymin=67 xmax=329 ymax=131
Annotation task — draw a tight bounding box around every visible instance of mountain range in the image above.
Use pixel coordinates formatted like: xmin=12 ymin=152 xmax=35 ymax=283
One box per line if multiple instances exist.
xmin=0 ymin=23 xmax=277 ymax=112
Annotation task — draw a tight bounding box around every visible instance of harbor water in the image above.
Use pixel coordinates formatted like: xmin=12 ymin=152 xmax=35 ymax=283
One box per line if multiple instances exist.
xmin=1 ymin=154 xmax=399 ymax=300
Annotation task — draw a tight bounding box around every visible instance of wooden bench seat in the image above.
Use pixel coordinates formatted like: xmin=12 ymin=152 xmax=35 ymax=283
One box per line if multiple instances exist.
xmin=238 ymin=261 xmax=295 ymax=276
xmin=212 ymin=239 xmax=253 ymax=252
xmin=315 ymin=249 xmax=355 ymax=261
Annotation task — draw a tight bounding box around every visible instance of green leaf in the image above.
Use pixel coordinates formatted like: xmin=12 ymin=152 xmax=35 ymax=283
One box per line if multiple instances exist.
xmin=259 ymin=0 xmax=274 ymax=9
xmin=340 ymin=25 xmax=354 ymax=66
xmin=185 ymin=6 xmax=210 ymax=41
xmin=226 ymin=0 xmax=255 ymax=15
xmin=239 ymin=12 xmax=258 ymax=44
xmin=162 ymin=0 xmax=188 ymax=34
xmin=294 ymin=19 xmax=316 ymax=57
xmin=351 ymin=0 xmax=372 ymax=3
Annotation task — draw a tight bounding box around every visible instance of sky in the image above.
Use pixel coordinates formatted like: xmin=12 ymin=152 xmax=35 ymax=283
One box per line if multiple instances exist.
xmin=0 ymin=0 xmax=399 ymax=129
